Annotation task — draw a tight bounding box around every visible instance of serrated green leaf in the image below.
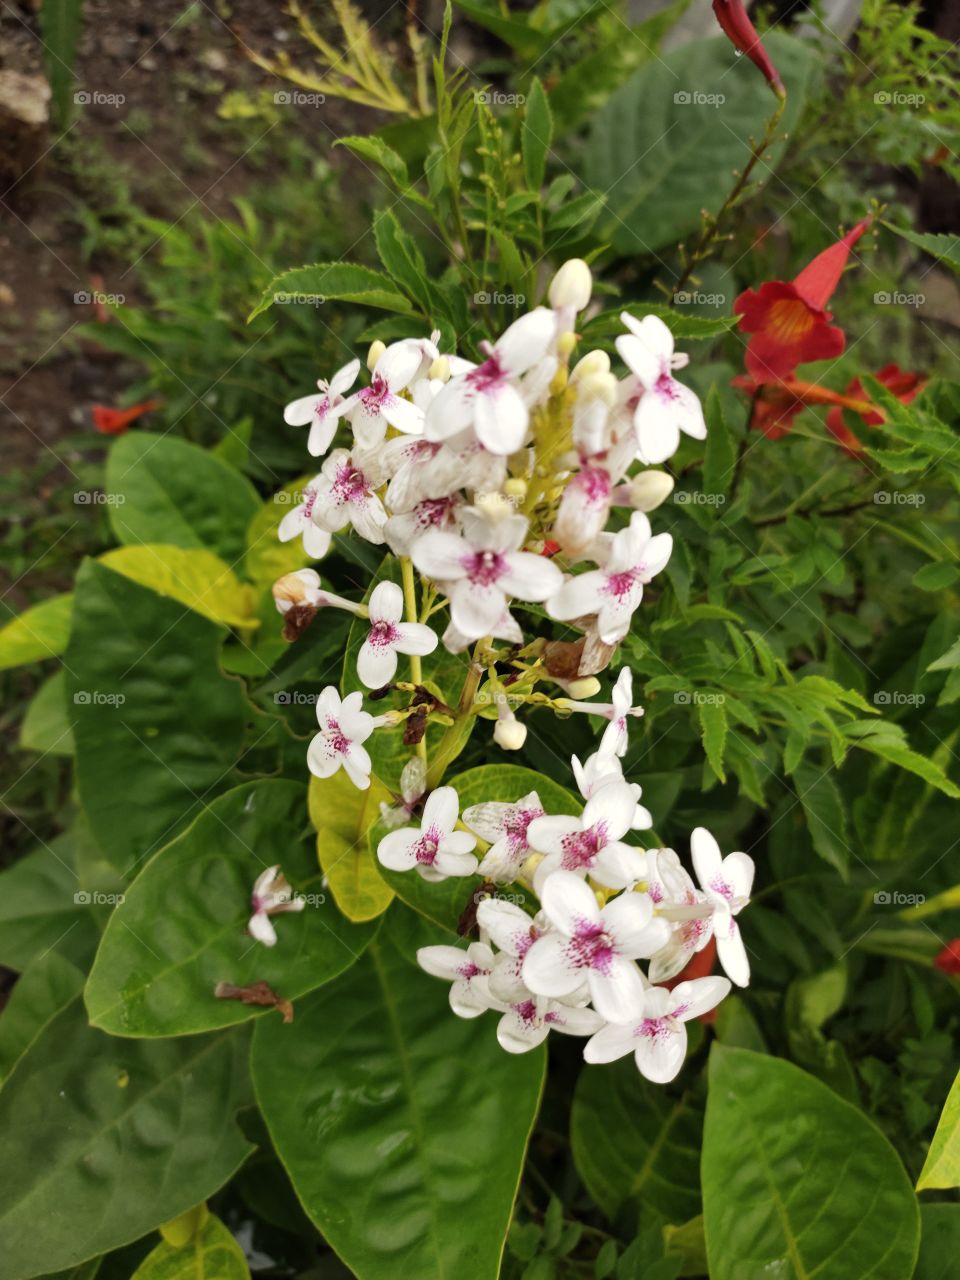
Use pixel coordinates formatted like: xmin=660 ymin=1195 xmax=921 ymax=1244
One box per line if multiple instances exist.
xmin=522 ymin=77 xmax=553 ymax=191
xmin=697 ymin=698 xmax=727 ymax=782
xmin=248 ymin=262 xmax=414 ymax=321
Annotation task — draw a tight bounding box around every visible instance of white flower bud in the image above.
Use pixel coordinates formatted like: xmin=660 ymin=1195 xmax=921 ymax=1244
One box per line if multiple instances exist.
xmin=570 ymin=350 xmax=610 ymax=382
xmin=272 ymin=569 xmax=321 ymax=614
xmin=475 ymin=491 xmax=515 ymax=522
xmin=565 ymin=677 xmax=601 ymax=700
xmin=575 ymin=370 xmax=618 ymax=406
xmin=549 ymin=258 xmax=592 ymax=313
xmin=503 ymin=477 xmax=528 ymax=503
xmin=494 ymin=713 xmax=527 ymax=751
xmin=429 ymin=355 xmax=450 ymax=381
xmin=628 ymin=470 xmax=675 ymax=513
xmin=366 ymin=339 xmax=386 ymax=371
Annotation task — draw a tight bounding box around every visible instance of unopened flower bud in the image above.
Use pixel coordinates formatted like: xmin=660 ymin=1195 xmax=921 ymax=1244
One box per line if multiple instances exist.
xmin=503 ymin=477 xmax=528 ymax=503
xmin=576 ymin=370 xmax=618 ymax=406
xmin=628 ymin=470 xmax=675 ymax=512
xmin=566 ymin=677 xmax=601 ymax=699
xmin=549 ymin=258 xmax=592 ymax=313
xmin=555 ymin=331 xmax=577 ymax=359
xmin=493 ymin=711 xmax=527 ymax=751
xmin=272 ymin=569 xmax=321 ymax=614
xmin=475 ymin=491 xmax=515 ymax=522
xmin=570 ymin=350 xmax=610 ymax=383
xmin=366 ymin=340 xmax=386 ymax=371
xmin=429 ymin=355 xmax=450 ymax=382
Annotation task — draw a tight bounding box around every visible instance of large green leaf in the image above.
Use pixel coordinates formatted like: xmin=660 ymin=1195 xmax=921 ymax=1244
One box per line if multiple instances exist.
xmin=377 ymin=764 xmax=581 ymax=932
xmin=99 ymin=544 xmax=259 ymax=628
xmin=918 ymin=1069 xmax=960 ymax=1191
xmin=0 ymin=833 xmax=101 ymax=971
xmin=916 ymin=1204 xmax=960 ymax=1280
xmin=85 ymin=779 xmax=374 ymax=1036
xmin=0 ymin=1000 xmax=253 ymax=1279
xmin=252 ymin=918 xmax=546 ymax=1280
xmin=0 ymin=951 xmax=84 ymax=1082
xmin=570 ymin=1058 xmax=703 ymax=1223
xmin=65 ymin=561 xmax=251 ymax=871
xmin=248 ymin=262 xmax=415 ymax=321
xmin=585 ymin=34 xmax=817 ymax=255
xmin=0 ymin=593 xmax=73 ymax=670
xmin=105 ymin=433 xmax=259 ymax=561
xmin=308 ymin=770 xmax=395 ymax=924
xmin=131 ymin=1213 xmax=250 ymax=1280
xmin=19 ymin=670 xmax=74 ymax=754
xmin=702 ymin=1046 xmax=920 ymax=1280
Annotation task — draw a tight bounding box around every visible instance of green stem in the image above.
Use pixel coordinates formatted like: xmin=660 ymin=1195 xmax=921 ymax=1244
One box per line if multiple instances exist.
xmin=400 ymin=557 xmax=427 ymax=762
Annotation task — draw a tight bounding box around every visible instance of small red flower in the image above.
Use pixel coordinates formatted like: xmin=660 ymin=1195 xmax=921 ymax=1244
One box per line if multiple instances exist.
xmin=825 ymin=364 xmax=925 ymax=453
xmin=734 ymin=219 xmax=872 ymax=383
xmin=934 ymin=940 xmax=960 ymax=975
xmin=712 ymin=0 xmax=785 ymax=98
xmin=732 ymin=374 xmax=876 ymax=440
xmin=92 ymin=400 xmax=162 ymax=435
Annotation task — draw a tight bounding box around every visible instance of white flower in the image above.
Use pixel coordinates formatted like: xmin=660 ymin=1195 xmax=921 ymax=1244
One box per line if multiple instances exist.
xmin=528 ymin=781 xmax=648 ymax=890
xmin=547 ymin=512 xmax=672 ymax=644
xmin=283 ymin=358 xmax=360 ymax=457
xmin=345 ymin=341 xmax=426 ymax=449
xmin=570 ymin=751 xmax=652 ymax=831
xmin=522 ymin=871 xmax=669 ymax=1022
xmin=464 ymin=791 xmax=545 ymax=882
xmin=492 ymin=693 xmax=527 ymax=751
xmin=549 ymin=258 xmax=592 ymax=314
xmin=277 ymin=476 xmax=333 ymax=560
xmin=248 ymin=865 xmax=305 ymax=946
xmin=615 ymin=469 xmax=675 ymax=513
xmin=646 ymin=848 xmax=714 ymax=984
xmin=691 ymin=827 xmax=754 ymax=987
xmin=377 ymin=786 xmax=479 ymax=881
xmin=598 ymin=668 xmax=641 ymax=758
xmin=477 ymin=897 xmax=548 ymax=1000
xmin=356 ymin=581 xmax=437 ymax=689
xmin=616 ymin=313 xmax=706 ymax=464
xmin=310 ymin=448 xmax=387 ymax=545
xmin=496 ymin=994 xmax=603 ymax=1054
xmin=583 ymin=976 xmax=730 ymax=1082
xmin=441 ymin=609 xmax=523 ymax=655
xmin=307 ymin=687 xmax=375 ymax=790
xmin=384 ymin=495 xmax=462 ymax=558
xmin=424 ymin=309 xmax=557 ymax=455
xmin=412 ymin=509 xmax=563 ymax=642
xmin=553 ymin=468 xmax=613 ymax=559
xmin=416 ymin=941 xmax=496 ymax=1017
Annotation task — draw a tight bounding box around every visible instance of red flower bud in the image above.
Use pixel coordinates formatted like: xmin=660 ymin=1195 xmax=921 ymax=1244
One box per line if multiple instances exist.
xmin=92 ymin=400 xmax=162 ymax=435
xmin=712 ymin=0 xmax=785 ymax=98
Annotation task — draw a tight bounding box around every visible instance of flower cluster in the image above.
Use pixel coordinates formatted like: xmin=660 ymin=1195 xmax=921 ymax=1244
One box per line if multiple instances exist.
xmin=395 ymin=697 xmax=753 ymax=1082
xmin=263 ymin=262 xmax=753 ymax=1083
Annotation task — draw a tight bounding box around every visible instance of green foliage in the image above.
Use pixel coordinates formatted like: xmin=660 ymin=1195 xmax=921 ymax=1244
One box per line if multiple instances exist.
xmin=40 ymin=0 xmax=85 ymax=124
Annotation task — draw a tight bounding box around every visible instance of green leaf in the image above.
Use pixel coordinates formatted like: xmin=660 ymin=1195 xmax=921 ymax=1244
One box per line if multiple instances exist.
xmin=106 ymin=434 xmax=259 ymax=562
xmin=916 ymin=1204 xmax=960 ymax=1280
xmin=702 ymin=1046 xmax=920 ymax=1280
xmin=378 ymin=765 xmax=580 ymax=933
xmin=793 ymin=762 xmax=850 ymax=876
xmin=85 ymin=779 xmax=374 ymax=1036
xmin=918 ymin=1069 xmax=960 ymax=1191
xmin=586 ymin=34 xmax=817 ymax=254
xmin=0 ymin=593 xmax=73 ymax=670
xmin=40 ymin=0 xmax=84 ymax=124
xmin=132 ymin=1213 xmax=249 ymax=1280
xmin=65 ymin=561 xmax=250 ymax=870
xmin=336 ymin=135 xmax=410 ymax=188
xmin=0 ymin=1000 xmax=254 ymax=1279
xmin=570 ymin=1058 xmax=702 ymax=1223
xmin=373 ymin=208 xmax=434 ymax=317
xmin=913 ymin=561 xmax=959 ymax=591
xmin=248 ymin=262 xmax=414 ymax=321
xmin=522 ymin=77 xmax=553 ymax=191
xmin=703 ymin=385 xmax=738 ymax=500
xmin=99 ymin=545 xmax=259 ymax=628
xmin=697 ymin=698 xmax=727 ymax=782
xmin=0 ymin=833 xmax=100 ymax=971
xmin=0 ymin=951 xmax=84 ymax=1083
xmin=845 ymin=723 xmax=960 ymax=798
xmin=580 ymin=305 xmax=737 ymax=343
xmin=308 ymin=770 xmax=395 ymax=923
xmin=19 ymin=670 xmax=74 ymax=754
xmin=243 ymin=476 xmax=314 ymax=587
xmin=881 ymin=221 xmax=960 ymax=272
xmin=252 ymin=921 xmax=545 ymax=1280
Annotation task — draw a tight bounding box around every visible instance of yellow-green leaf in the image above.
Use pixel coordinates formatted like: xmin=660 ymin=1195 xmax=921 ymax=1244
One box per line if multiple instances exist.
xmin=308 ymin=770 xmax=394 ymax=923
xmin=244 ymin=476 xmax=315 ymax=587
xmin=0 ymin=594 xmax=73 ymax=670
xmin=918 ymin=1070 xmax=960 ymax=1191
xmin=99 ymin=544 xmax=258 ymax=628
xmin=132 ymin=1212 xmax=250 ymax=1280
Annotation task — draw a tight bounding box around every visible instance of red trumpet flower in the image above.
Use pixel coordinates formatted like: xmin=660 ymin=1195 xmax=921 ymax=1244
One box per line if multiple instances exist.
xmin=734 ymin=218 xmax=872 ymax=383
xmin=934 ymin=940 xmax=960 ymax=976
xmin=825 ymin=364 xmax=925 ymax=453
xmin=92 ymin=399 xmax=162 ymax=435
xmin=732 ymin=374 xmax=877 ymax=440
xmin=712 ymin=0 xmax=785 ymax=98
